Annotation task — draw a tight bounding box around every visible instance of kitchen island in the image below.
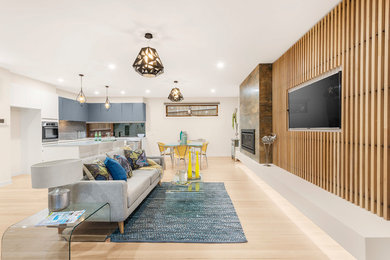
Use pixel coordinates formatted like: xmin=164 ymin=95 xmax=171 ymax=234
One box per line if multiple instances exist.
xmin=42 ymin=137 xmax=144 ymax=162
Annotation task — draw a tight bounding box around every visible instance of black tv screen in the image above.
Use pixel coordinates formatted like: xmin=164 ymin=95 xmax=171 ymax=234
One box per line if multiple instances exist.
xmin=288 ymin=71 xmax=342 ymax=129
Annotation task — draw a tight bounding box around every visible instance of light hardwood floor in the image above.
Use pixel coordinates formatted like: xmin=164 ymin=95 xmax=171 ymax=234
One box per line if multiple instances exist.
xmin=0 ymin=157 xmax=355 ymax=259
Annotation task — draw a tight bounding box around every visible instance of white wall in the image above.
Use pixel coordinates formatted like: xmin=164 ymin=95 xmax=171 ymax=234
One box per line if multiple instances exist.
xmin=10 ymin=107 xmax=22 ymax=176
xmin=10 ymin=107 xmax=42 ymax=176
xmin=10 ymin=73 xmax=58 ymax=120
xmin=2 ymin=69 xmax=59 ymax=181
xmin=144 ymin=97 xmax=239 ymax=157
xmin=87 ymin=96 xmax=145 ymax=103
xmin=0 ymin=68 xmax=12 ymax=185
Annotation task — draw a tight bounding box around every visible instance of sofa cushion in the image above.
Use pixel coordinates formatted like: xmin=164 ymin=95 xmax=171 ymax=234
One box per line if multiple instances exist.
xmin=124 ymin=149 xmax=148 ymax=170
xmin=113 ymin=154 xmax=133 ymax=178
xmin=104 ymin=157 xmax=127 ymax=181
xmin=133 ymin=169 xmax=160 ymax=185
xmin=83 ymin=160 xmax=110 ymax=180
xmin=126 ymin=174 xmax=150 ymax=208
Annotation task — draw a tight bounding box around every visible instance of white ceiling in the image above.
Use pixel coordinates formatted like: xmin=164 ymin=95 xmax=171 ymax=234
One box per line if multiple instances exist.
xmin=0 ymin=0 xmax=340 ymax=98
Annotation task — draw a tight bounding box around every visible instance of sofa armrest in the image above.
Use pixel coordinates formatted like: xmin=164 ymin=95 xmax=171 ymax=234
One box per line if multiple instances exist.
xmin=66 ymin=180 xmax=128 ymax=222
xmin=148 ymin=156 xmax=164 ymax=169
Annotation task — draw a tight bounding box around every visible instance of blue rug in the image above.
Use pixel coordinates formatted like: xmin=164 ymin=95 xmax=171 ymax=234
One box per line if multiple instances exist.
xmin=110 ymin=182 xmax=247 ymax=243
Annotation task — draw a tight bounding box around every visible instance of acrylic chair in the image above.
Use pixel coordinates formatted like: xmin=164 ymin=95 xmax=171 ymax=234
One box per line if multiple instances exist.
xmin=200 ymin=142 xmax=209 ymax=168
xmin=174 ymin=145 xmax=189 ymax=169
xmin=157 ymin=142 xmax=173 ymax=169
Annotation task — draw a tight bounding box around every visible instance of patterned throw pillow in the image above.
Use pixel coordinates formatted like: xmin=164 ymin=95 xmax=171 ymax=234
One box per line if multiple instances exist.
xmin=83 ymin=160 xmax=110 ymax=180
xmin=124 ymin=149 xmax=148 ymax=170
xmin=113 ymin=154 xmax=133 ymax=178
xmin=136 ymin=150 xmax=148 ymax=167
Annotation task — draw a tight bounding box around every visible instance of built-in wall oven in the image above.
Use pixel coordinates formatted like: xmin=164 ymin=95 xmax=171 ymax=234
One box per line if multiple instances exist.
xmin=42 ymin=121 xmax=59 ymax=142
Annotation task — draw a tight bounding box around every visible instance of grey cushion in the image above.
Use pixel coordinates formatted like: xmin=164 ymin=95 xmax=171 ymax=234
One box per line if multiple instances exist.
xmin=126 ymin=174 xmax=150 ymax=208
xmin=134 ymin=169 xmax=160 ymax=185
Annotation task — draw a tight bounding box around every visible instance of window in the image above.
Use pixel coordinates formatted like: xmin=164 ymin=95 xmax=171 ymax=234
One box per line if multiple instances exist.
xmin=165 ymin=103 xmax=219 ymax=117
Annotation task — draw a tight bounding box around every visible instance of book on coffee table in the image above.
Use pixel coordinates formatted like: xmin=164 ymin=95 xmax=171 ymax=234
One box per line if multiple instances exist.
xmin=35 ymin=210 xmax=86 ymax=226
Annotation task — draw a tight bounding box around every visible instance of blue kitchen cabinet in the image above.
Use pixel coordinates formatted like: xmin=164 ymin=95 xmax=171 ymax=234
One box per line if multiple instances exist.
xmin=132 ymin=103 xmax=146 ymax=121
xmin=121 ymin=103 xmax=133 ymax=121
xmin=58 ymin=97 xmax=88 ymax=122
xmin=87 ymin=103 xmax=101 ymax=122
xmin=121 ymin=103 xmax=146 ymax=121
xmin=59 ymin=97 xmax=146 ymax=122
xmin=100 ymin=103 xmax=122 ymax=122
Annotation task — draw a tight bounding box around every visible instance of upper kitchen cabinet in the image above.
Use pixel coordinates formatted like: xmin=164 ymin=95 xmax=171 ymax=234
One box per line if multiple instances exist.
xmin=41 ymin=92 xmax=59 ymax=120
xmin=121 ymin=103 xmax=146 ymax=121
xmin=99 ymin=103 xmax=122 ymax=122
xmin=58 ymin=97 xmax=146 ymax=122
xmin=87 ymin=103 xmax=101 ymax=122
xmin=59 ymin=97 xmax=88 ymax=122
xmin=121 ymin=103 xmax=133 ymax=121
xmin=132 ymin=103 xmax=146 ymax=121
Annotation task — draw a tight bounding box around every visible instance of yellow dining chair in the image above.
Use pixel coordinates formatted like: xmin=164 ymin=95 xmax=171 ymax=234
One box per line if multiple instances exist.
xmin=174 ymin=145 xmax=189 ymax=169
xmin=200 ymin=142 xmax=209 ymax=168
xmin=157 ymin=142 xmax=173 ymax=169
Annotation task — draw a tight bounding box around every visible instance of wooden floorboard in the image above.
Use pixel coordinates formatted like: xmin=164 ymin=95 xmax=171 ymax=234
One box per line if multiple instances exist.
xmin=0 ymin=157 xmax=355 ymax=259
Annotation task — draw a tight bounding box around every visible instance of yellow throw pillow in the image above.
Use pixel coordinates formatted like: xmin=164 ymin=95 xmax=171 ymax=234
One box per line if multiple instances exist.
xmin=147 ymin=159 xmax=157 ymax=166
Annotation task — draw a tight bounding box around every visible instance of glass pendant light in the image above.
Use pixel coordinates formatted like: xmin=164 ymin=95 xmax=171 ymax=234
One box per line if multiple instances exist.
xmin=133 ymin=33 xmax=164 ymax=77
xmin=168 ymin=81 xmax=184 ymax=102
xmin=104 ymin=86 xmax=111 ymax=110
xmin=76 ymin=74 xmax=86 ymax=104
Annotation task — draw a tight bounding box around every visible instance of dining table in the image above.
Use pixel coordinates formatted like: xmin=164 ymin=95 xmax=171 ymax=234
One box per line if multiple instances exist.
xmin=163 ymin=142 xmax=204 ymax=168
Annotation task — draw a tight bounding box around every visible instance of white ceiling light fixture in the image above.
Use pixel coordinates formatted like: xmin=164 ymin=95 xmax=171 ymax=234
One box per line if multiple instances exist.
xmin=104 ymin=86 xmax=111 ymax=110
xmin=57 ymin=78 xmax=64 ymax=83
xmin=216 ymin=61 xmax=225 ymax=69
xmin=120 ymin=90 xmax=126 ymax=95
xmin=108 ymin=63 xmax=116 ymax=70
xmin=145 ymin=89 xmax=151 ymax=94
xmin=211 ymin=89 xmax=216 ymax=93
xmin=94 ymin=91 xmax=100 ymax=95
xmin=76 ymin=74 xmax=86 ymax=104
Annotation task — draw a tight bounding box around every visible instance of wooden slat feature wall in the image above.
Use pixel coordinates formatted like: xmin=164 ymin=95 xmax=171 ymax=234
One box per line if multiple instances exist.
xmin=272 ymin=0 xmax=390 ymax=219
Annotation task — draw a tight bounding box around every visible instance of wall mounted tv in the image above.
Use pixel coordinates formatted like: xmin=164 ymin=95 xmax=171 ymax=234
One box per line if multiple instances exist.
xmin=288 ymin=70 xmax=342 ymax=130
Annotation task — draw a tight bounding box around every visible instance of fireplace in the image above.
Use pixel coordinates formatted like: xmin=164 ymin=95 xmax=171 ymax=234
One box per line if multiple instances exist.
xmin=241 ymin=129 xmax=255 ymax=154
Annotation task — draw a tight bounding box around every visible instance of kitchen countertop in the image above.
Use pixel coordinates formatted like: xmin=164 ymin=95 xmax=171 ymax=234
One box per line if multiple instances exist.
xmin=42 ymin=137 xmax=143 ymax=147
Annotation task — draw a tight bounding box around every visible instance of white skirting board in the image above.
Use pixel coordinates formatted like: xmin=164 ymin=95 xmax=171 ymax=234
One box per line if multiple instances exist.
xmin=236 ymin=151 xmax=390 ymax=260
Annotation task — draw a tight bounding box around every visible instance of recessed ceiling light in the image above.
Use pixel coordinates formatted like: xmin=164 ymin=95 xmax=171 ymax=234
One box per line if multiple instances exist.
xmin=94 ymin=91 xmax=100 ymax=95
xmin=108 ymin=64 xmax=116 ymax=70
xmin=216 ymin=62 xmax=225 ymax=69
xmin=57 ymin=78 xmax=64 ymax=83
xmin=145 ymin=89 xmax=151 ymax=94
xmin=120 ymin=90 xmax=126 ymax=95
xmin=211 ymin=89 xmax=216 ymax=93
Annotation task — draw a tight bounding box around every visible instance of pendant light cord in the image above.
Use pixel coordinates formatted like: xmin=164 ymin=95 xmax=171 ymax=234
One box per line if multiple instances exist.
xmin=79 ymin=74 xmax=84 ymax=91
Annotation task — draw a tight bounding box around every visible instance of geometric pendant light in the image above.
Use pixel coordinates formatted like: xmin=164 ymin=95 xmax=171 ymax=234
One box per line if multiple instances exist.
xmin=132 ymin=33 xmax=164 ymax=78
xmin=104 ymin=85 xmax=111 ymax=110
xmin=76 ymin=74 xmax=87 ymax=104
xmin=168 ymin=81 xmax=184 ymax=102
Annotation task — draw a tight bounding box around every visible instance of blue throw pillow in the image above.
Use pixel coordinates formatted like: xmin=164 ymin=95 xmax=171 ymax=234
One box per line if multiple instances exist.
xmin=104 ymin=157 xmax=127 ymax=181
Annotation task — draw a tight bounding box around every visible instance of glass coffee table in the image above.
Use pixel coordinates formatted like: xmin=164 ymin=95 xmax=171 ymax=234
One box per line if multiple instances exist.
xmin=1 ymin=202 xmax=110 ymax=260
xmin=168 ymin=170 xmax=204 ymax=193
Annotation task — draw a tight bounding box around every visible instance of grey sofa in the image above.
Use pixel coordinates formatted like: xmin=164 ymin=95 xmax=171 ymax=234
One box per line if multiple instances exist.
xmin=66 ymin=149 xmax=164 ymax=233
